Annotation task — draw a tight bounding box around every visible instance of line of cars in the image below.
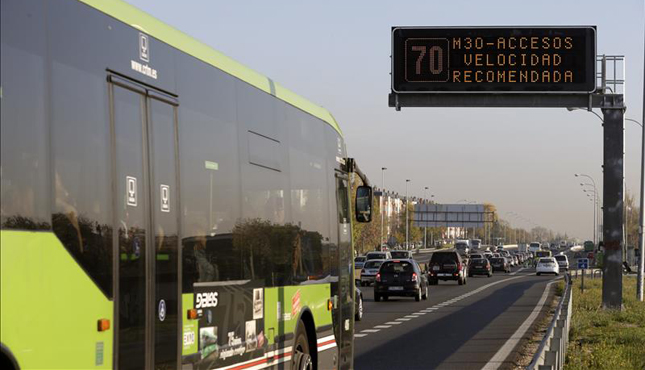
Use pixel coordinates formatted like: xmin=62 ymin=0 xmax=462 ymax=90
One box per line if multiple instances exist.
xmin=353 ymin=246 xmax=570 ymax=314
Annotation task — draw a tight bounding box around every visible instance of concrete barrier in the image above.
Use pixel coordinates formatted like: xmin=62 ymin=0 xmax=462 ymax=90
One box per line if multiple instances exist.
xmin=527 ymin=274 xmax=573 ymax=370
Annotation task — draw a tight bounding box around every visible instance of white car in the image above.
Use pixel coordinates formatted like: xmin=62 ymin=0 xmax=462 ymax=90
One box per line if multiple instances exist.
xmin=536 ymin=257 xmax=560 ymax=276
xmin=554 ymin=254 xmax=569 ymax=271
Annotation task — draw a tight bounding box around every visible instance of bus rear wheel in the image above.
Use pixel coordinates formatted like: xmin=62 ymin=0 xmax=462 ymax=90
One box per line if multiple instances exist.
xmin=292 ymin=323 xmax=313 ymax=370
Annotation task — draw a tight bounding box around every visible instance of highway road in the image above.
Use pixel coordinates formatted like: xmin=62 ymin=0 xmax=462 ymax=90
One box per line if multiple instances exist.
xmin=354 ymin=253 xmax=562 ymax=370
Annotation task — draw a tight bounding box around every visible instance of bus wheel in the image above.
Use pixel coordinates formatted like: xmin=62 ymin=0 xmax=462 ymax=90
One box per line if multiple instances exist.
xmin=292 ymin=323 xmax=313 ymax=370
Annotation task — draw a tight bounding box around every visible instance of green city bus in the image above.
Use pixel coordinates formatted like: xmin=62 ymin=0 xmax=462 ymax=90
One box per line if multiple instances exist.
xmin=0 ymin=1 xmax=371 ymax=369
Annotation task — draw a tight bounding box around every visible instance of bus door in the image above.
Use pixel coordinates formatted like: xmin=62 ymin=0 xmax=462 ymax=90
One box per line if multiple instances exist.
xmin=109 ymin=75 xmax=180 ymax=370
xmin=334 ymin=173 xmax=353 ymax=370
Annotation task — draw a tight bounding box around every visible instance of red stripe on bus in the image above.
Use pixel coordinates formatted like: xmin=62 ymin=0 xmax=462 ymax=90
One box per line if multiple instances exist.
xmin=317 ymin=339 xmax=336 ymax=348
xmin=226 ymin=351 xmax=292 ymax=370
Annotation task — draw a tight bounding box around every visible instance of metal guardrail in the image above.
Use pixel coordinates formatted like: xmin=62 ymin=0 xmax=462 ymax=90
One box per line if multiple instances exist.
xmin=527 ymin=273 xmax=573 ymax=370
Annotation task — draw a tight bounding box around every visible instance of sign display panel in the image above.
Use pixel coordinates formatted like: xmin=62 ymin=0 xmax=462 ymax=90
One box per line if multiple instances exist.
xmin=392 ymin=27 xmax=596 ymax=93
xmin=414 ymin=204 xmax=488 ymax=228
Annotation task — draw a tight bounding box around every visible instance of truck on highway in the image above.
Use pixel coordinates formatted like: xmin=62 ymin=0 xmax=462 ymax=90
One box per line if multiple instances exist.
xmin=455 ymin=240 xmax=470 ymax=255
xmin=471 ymin=239 xmax=482 ymax=250
xmin=529 ymin=242 xmax=541 ymax=254
xmin=584 ymin=240 xmax=595 ymax=252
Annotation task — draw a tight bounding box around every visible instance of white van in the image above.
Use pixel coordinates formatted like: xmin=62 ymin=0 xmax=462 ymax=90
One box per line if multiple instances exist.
xmin=455 ymin=240 xmax=470 ymax=255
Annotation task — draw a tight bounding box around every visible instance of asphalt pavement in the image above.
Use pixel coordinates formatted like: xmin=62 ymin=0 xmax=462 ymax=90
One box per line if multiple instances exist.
xmin=354 ymin=257 xmax=561 ymax=370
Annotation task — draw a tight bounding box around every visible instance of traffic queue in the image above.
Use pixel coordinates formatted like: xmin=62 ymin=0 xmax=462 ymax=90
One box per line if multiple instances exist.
xmin=354 ymin=240 xmax=568 ymax=312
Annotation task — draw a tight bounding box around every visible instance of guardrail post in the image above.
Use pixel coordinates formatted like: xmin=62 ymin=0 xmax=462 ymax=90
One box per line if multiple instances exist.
xmin=544 ymin=351 xmax=558 ymax=368
xmin=527 ymin=276 xmax=573 ymax=370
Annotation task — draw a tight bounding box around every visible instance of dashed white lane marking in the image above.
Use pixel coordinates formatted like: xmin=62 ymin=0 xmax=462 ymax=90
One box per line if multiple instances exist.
xmin=396 ymin=318 xmax=411 ymax=321
xmin=354 ymin=333 xmax=367 ymax=338
xmin=404 ymin=315 xmax=419 ymax=318
xmin=481 ymin=278 xmax=559 ymax=370
xmin=361 ymin=329 xmax=380 ymax=333
xmin=413 ymin=312 xmax=427 ymax=315
xmin=385 ymin=321 xmax=402 ymax=325
xmin=374 ymin=325 xmax=391 ymax=329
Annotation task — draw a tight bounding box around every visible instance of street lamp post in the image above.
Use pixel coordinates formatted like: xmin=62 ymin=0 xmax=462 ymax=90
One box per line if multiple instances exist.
xmin=639 ymin=46 xmax=645 ymax=300
xmin=424 ymin=187 xmax=428 ymax=248
xmin=576 ymin=174 xmax=598 ymax=246
xmin=381 ymin=167 xmax=387 ymax=248
xmin=581 ymin=184 xmax=598 ymax=246
xmin=405 ymin=179 xmax=411 ymax=249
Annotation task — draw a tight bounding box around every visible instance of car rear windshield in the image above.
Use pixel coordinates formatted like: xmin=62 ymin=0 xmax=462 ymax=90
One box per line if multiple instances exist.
xmin=430 ymin=252 xmax=458 ymax=263
xmin=355 ymin=257 xmax=366 ymax=262
xmin=491 ymin=258 xmax=505 ymax=262
xmin=554 ymin=256 xmax=567 ymax=261
xmin=471 ymin=258 xmax=486 ymax=264
xmin=366 ymin=253 xmax=386 ymax=260
xmin=380 ymin=261 xmax=414 ymax=273
xmin=364 ymin=260 xmax=383 ymax=268
xmin=470 ymin=254 xmax=483 ymax=259
xmin=455 ymin=243 xmax=468 ymax=249
xmin=539 ymin=258 xmax=554 ymax=263
xmin=390 ymin=251 xmax=409 ymax=259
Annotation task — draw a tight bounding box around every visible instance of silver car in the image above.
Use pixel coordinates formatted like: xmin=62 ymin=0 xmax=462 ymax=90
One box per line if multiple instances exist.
xmin=360 ymin=259 xmax=385 ymax=286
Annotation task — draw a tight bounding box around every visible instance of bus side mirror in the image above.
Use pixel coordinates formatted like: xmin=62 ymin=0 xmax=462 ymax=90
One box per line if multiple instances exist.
xmin=355 ymin=186 xmax=372 ymax=223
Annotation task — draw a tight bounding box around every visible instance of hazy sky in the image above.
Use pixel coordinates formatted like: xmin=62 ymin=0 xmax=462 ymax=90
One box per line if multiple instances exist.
xmin=125 ymin=0 xmax=644 ymax=240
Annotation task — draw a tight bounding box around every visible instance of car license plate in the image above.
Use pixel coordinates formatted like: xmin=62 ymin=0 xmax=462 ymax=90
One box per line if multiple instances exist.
xmin=438 ymin=273 xmax=450 ymax=276
xmin=432 ymin=266 xmax=440 ymax=271
xmin=389 ymin=286 xmax=403 ymax=291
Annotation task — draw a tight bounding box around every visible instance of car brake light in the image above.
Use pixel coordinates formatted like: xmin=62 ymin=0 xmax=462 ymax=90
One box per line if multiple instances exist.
xmin=376 ymin=273 xmax=381 ymax=282
xmin=412 ymin=272 xmax=418 ymax=282
xmin=457 ymin=262 xmax=462 ymax=271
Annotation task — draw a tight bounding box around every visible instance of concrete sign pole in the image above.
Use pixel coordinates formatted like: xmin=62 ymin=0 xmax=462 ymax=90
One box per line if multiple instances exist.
xmin=602 ymin=100 xmax=625 ymax=309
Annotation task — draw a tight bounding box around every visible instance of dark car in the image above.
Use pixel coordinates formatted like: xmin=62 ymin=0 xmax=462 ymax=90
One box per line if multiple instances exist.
xmin=355 ymin=285 xmax=363 ymax=321
xmin=390 ymin=250 xmax=413 ymax=259
xmin=490 ymin=257 xmax=510 ymax=273
xmin=427 ymin=250 xmax=468 ymax=285
xmin=374 ymin=259 xmax=428 ymax=302
xmin=468 ymin=257 xmax=492 ymax=277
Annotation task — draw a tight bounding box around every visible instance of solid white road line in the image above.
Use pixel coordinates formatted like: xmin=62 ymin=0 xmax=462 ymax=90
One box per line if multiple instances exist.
xmin=510 ymin=267 xmax=526 ymax=276
xmin=481 ymin=278 xmax=558 ymax=370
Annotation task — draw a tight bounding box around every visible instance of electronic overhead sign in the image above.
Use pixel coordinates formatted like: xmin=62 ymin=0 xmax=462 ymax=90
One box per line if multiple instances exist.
xmin=391 ymin=27 xmax=596 ymax=93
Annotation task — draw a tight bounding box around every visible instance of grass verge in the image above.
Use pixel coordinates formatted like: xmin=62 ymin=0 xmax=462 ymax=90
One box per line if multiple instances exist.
xmin=565 ymin=275 xmax=645 ymax=370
